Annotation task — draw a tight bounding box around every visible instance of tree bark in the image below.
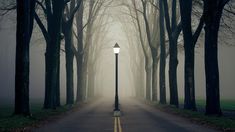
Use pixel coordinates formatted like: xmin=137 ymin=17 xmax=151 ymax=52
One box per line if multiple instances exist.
xmin=132 ymin=0 xmax=151 ymax=101
xmin=81 ymin=0 xmax=95 ymax=101
xmin=159 ymin=0 xmax=166 ymax=104
xmin=76 ymin=54 xmax=83 ymax=101
xmin=63 ymin=19 xmax=75 ymax=105
xmin=168 ymin=39 xmax=179 ymax=106
xmin=179 ymin=0 xmax=197 ymax=110
xmin=75 ymin=1 xmax=84 ymax=102
xmin=152 ymin=57 xmax=158 ymax=101
xmin=204 ymin=0 xmax=226 ymax=115
xmin=163 ymin=0 xmax=180 ymax=107
xmin=15 ymin=0 xmax=35 ymax=116
xmin=141 ymin=0 xmax=157 ymax=101
xmin=43 ymin=0 xmax=64 ymax=109
xmin=146 ymin=68 xmax=152 ymax=100
xmin=62 ymin=0 xmax=81 ymax=105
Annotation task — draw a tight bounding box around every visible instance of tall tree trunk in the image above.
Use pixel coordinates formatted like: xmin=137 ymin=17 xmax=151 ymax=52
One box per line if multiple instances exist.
xmin=179 ymin=0 xmax=196 ymax=110
xmin=140 ymin=64 xmax=145 ymax=98
xmin=55 ymin=54 xmax=61 ymax=107
xmin=184 ymin=44 xmax=196 ymax=110
xmin=152 ymin=57 xmax=158 ymax=101
xmin=141 ymin=0 xmax=157 ymax=101
xmin=75 ymin=1 xmax=84 ymax=102
xmin=76 ymin=54 xmax=83 ymax=101
xmin=62 ymin=0 xmax=77 ymax=105
xmin=168 ymin=39 xmax=179 ymax=106
xmin=63 ymin=20 xmax=75 ymax=105
xmin=132 ymin=0 xmax=151 ymax=100
xmin=170 ymin=0 xmax=179 ymax=107
xmin=44 ymin=34 xmax=61 ymax=109
xmin=159 ymin=0 xmax=166 ymax=104
xmin=146 ymin=68 xmax=152 ymax=100
xmin=163 ymin=0 xmax=179 ymax=107
xmin=204 ymin=0 xmax=225 ymax=115
xmin=15 ymin=0 xmax=35 ymax=115
xmin=82 ymin=51 xmax=89 ymax=100
xmin=81 ymin=0 xmax=95 ymax=101
xmin=44 ymin=0 xmax=63 ymax=109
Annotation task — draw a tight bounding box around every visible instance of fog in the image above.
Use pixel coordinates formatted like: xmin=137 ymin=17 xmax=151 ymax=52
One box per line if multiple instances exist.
xmin=0 ymin=1 xmax=235 ymax=107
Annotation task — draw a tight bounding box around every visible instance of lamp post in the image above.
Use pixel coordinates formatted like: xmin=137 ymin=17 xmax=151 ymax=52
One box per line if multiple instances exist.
xmin=113 ymin=43 xmax=120 ymax=114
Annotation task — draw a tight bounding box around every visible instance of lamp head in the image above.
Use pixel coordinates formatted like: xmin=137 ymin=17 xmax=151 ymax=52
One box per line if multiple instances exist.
xmin=113 ymin=43 xmax=120 ymax=54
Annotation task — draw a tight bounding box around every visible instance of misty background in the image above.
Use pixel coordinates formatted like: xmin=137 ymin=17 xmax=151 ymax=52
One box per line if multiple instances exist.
xmin=0 ymin=3 xmax=235 ymax=107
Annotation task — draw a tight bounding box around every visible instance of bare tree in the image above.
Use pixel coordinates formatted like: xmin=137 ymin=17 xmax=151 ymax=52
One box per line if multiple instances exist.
xmin=159 ymin=0 xmax=166 ymax=104
xmin=163 ymin=0 xmax=182 ymax=107
xmin=203 ymin=0 xmax=231 ymax=116
xmin=179 ymin=0 xmax=204 ymax=110
xmin=82 ymin=0 xmax=112 ymax=100
xmin=14 ymin=0 xmax=36 ymax=116
xmin=73 ymin=1 xmax=85 ymax=102
xmin=34 ymin=0 xmax=65 ymax=109
xmin=140 ymin=0 xmax=159 ymax=101
xmin=74 ymin=2 xmax=85 ymax=102
xmin=62 ymin=0 xmax=82 ymax=105
xmin=131 ymin=0 xmax=152 ymax=100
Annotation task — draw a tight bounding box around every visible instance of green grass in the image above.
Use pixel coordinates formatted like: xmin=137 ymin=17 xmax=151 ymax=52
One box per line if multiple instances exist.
xmin=196 ymin=99 xmax=235 ymax=111
xmin=0 ymin=103 xmax=73 ymax=131
xmin=178 ymin=99 xmax=235 ymax=111
xmin=152 ymin=103 xmax=235 ymax=131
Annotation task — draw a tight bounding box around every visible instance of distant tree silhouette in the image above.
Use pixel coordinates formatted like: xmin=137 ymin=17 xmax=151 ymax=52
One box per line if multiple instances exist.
xmin=74 ymin=2 xmax=84 ymax=102
xmin=62 ymin=0 xmax=82 ymax=105
xmin=163 ymin=0 xmax=182 ymax=107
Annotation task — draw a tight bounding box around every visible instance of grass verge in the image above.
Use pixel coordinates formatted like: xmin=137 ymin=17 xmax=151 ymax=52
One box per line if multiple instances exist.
xmin=151 ymin=103 xmax=235 ymax=132
xmin=0 ymin=104 xmax=79 ymax=132
xmin=178 ymin=99 xmax=235 ymax=111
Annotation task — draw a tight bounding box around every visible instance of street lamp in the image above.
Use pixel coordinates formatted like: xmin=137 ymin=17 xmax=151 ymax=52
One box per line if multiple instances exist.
xmin=113 ymin=43 xmax=120 ymax=116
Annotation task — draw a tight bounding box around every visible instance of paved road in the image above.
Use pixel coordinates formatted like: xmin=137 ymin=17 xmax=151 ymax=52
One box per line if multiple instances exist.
xmin=34 ymin=97 xmax=217 ymax=132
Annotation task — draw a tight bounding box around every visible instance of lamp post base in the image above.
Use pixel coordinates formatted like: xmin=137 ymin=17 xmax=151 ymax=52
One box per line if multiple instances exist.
xmin=113 ymin=110 xmax=121 ymax=117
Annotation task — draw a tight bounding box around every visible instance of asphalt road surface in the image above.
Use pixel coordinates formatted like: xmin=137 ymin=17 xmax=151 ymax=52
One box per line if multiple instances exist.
xmin=34 ymin=97 xmax=217 ymax=132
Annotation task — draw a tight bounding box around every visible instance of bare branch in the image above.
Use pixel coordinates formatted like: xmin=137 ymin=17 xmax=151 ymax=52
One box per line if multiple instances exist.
xmin=0 ymin=3 xmax=16 ymax=16
xmin=221 ymin=0 xmax=230 ymax=7
xmin=172 ymin=22 xmax=182 ymax=39
xmin=0 ymin=5 xmax=16 ymax=10
xmin=163 ymin=0 xmax=172 ymax=38
xmin=36 ymin=0 xmax=47 ymax=15
xmin=67 ymin=0 xmax=82 ymax=22
xmin=193 ymin=15 xmax=204 ymax=46
xmin=34 ymin=11 xmax=49 ymax=43
xmin=73 ymin=21 xmax=88 ymax=40
xmin=224 ymin=8 xmax=235 ymax=15
xmin=148 ymin=0 xmax=159 ymax=10
xmin=120 ymin=11 xmax=137 ymax=20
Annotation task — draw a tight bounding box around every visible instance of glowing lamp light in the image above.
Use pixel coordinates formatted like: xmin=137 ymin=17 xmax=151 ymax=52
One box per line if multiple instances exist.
xmin=113 ymin=43 xmax=120 ymax=54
